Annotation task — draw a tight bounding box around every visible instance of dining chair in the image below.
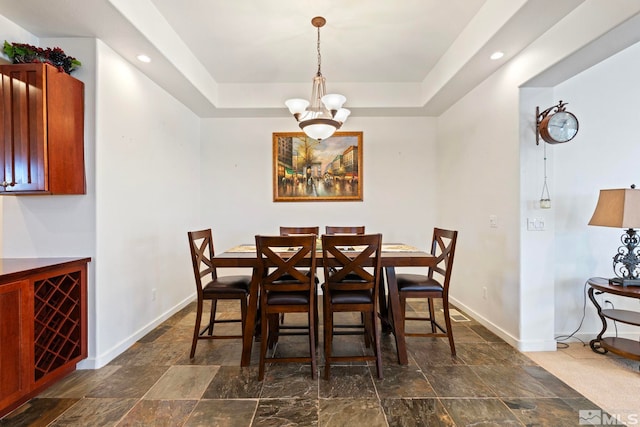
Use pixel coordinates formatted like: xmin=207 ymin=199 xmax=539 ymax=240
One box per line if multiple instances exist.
xmin=255 ymin=234 xmax=318 ymax=380
xmin=279 ymin=226 xmax=320 ymax=236
xmin=278 ymin=226 xmax=320 ymax=326
xmin=325 ymin=226 xmax=365 ymax=235
xmin=395 ymin=227 xmax=458 ymax=355
xmin=187 ymin=229 xmax=252 ymax=359
xmin=321 ymin=233 xmax=383 ymax=379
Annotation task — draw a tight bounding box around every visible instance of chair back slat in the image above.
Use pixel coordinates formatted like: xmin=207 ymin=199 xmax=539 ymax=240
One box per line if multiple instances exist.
xmin=428 ymin=228 xmax=458 ymax=290
xmin=322 ymin=234 xmax=382 ymax=292
xmin=279 ymin=226 xmax=319 ymax=236
xmin=188 ymin=229 xmax=219 ymax=293
xmin=256 ymin=234 xmax=317 ymax=293
xmin=325 ymin=226 xmax=365 ymax=235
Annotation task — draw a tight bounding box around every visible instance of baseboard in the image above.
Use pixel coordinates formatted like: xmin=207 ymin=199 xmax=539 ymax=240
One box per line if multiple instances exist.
xmin=77 ymin=293 xmax=195 ymax=369
xmin=449 ymin=297 xmax=557 ymax=352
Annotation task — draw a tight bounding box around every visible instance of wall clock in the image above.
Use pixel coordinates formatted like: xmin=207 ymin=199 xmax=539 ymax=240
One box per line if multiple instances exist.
xmin=536 ymin=100 xmax=579 ymax=145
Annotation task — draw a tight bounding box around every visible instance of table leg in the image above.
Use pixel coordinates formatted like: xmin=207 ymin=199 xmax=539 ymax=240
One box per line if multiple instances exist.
xmin=385 ymin=266 xmax=408 ymax=365
xmin=588 ymin=287 xmax=608 ymax=354
xmin=241 ymin=268 xmax=260 ymax=366
xmin=378 ymin=268 xmax=392 ymax=333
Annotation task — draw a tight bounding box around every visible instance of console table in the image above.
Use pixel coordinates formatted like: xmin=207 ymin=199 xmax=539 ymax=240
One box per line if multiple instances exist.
xmin=588 ymin=277 xmax=640 ymax=361
xmin=0 ymin=257 xmax=90 ymax=417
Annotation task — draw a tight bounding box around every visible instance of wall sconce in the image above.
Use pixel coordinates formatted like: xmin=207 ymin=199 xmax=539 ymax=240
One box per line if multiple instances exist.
xmin=536 ymin=100 xmax=579 ymax=145
xmin=588 ymin=185 xmax=640 ymax=286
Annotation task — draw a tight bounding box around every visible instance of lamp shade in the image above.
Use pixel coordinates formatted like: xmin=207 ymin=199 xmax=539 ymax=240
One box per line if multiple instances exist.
xmin=588 ymin=188 xmax=640 ymax=229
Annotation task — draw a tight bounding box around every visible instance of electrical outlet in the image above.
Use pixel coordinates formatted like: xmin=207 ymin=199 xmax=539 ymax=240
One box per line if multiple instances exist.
xmin=489 ymin=215 xmax=498 ymax=228
xmin=482 ymin=287 xmax=487 ymax=300
xmin=152 ymin=288 xmax=157 ymax=301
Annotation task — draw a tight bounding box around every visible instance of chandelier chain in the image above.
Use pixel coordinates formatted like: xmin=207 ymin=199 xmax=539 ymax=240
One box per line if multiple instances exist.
xmin=316 ymin=25 xmax=322 ymax=76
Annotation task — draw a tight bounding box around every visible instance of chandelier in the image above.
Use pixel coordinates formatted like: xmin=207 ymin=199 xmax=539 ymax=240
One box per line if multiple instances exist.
xmin=285 ymin=16 xmax=350 ymax=141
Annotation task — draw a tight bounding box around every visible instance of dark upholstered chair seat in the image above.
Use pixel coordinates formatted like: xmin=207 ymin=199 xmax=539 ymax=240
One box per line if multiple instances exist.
xmin=329 ymin=290 xmax=373 ymax=304
xmin=396 ymin=274 xmax=443 ymax=292
xmin=203 ymin=276 xmax=251 ymax=294
xmin=266 ymin=291 xmax=310 ymax=305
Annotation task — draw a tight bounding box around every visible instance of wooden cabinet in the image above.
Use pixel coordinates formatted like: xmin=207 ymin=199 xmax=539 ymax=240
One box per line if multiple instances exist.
xmin=0 ymin=63 xmax=85 ymax=195
xmin=0 ymin=279 xmax=32 ymax=412
xmin=0 ymin=258 xmax=90 ymax=417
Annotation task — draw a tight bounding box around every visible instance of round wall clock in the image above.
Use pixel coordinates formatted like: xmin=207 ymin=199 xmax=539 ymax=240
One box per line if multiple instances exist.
xmin=536 ymin=101 xmax=579 ymax=145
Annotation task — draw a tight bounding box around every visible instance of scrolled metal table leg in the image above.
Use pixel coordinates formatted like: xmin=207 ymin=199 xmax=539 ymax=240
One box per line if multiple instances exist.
xmin=588 ymin=287 xmax=609 ymax=355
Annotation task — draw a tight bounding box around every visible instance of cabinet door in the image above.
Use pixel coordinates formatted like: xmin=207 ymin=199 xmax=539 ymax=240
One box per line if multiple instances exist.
xmin=0 ymin=64 xmax=47 ymax=193
xmin=0 ymin=280 xmax=33 ymax=409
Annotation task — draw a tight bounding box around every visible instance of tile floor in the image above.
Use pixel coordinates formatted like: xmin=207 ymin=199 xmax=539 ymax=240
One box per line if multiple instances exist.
xmin=0 ymin=300 xmax=622 ymax=426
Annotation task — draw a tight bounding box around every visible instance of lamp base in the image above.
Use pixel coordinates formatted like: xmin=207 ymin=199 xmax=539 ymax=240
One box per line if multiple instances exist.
xmin=609 ymin=277 xmax=640 ymax=287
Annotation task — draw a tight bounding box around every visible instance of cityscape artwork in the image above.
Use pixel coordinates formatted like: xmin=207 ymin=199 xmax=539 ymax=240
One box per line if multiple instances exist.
xmin=273 ymin=131 xmax=363 ymax=202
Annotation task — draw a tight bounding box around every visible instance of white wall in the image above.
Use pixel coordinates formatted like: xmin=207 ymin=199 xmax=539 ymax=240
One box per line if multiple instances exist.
xmin=93 ymin=41 xmax=201 ymax=366
xmin=551 ymin=41 xmax=640 ymax=341
xmin=200 ymin=116 xmax=438 ymax=252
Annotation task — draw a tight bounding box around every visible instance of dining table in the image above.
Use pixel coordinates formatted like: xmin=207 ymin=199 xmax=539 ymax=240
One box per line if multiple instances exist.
xmin=211 ymin=242 xmax=437 ymax=366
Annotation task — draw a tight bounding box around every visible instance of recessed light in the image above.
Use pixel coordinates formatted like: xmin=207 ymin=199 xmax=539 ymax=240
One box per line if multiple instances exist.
xmin=137 ymin=54 xmax=151 ymax=63
xmin=490 ymin=51 xmax=504 ymax=60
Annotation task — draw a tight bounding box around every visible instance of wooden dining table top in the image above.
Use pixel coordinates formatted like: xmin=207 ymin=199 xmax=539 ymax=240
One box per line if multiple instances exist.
xmin=212 ymin=242 xmax=436 ymax=367
xmin=213 ymin=243 xmax=435 ymax=268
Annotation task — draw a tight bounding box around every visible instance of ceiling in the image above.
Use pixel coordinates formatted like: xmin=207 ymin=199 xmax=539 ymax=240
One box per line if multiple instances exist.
xmin=0 ymin=0 xmax=594 ymax=117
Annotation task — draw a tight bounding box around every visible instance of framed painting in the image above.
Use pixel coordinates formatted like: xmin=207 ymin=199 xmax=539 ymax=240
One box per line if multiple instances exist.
xmin=273 ymin=131 xmax=363 ymax=202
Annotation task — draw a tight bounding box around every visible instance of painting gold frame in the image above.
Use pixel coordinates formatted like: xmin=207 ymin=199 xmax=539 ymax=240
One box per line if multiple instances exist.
xmin=273 ymin=131 xmax=363 ymax=202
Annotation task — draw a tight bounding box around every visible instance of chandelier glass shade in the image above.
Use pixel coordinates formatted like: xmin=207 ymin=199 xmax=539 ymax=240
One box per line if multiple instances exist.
xmin=285 ymin=16 xmax=349 ymax=141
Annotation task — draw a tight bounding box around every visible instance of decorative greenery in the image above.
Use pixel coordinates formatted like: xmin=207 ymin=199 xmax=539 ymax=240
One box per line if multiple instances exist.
xmin=3 ymin=41 xmax=81 ymax=74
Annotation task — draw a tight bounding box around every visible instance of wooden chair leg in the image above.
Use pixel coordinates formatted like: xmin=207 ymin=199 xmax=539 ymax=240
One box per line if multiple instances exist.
xmin=442 ymin=301 xmax=456 ymax=356
xmin=372 ymin=310 xmax=383 ymax=379
xmin=308 ymin=309 xmax=317 ymax=379
xmin=258 ymin=308 xmax=269 ymax=381
xmin=323 ymin=297 xmax=333 ymax=380
xmin=208 ymin=299 xmax=218 ymax=336
xmin=427 ymin=298 xmax=437 ymax=333
xmin=190 ymin=299 xmax=204 ymax=358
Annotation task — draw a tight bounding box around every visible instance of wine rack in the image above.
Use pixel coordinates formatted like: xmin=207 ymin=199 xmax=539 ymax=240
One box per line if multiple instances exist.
xmin=33 ymin=272 xmax=82 ymax=381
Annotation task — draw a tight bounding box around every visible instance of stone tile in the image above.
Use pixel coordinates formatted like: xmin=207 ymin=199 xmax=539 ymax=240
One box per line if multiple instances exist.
xmin=260 ymin=364 xmax=318 ymax=399
xmin=380 ymin=398 xmax=455 ymax=426
xmin=39 ymin=365 xmax=121 ymax=398
xmin=371 ymin=364 xmax=435 ymax=399
xmin=424 ymin=365 xmax=495 ymax=398
xmin=504 ymin=398 xmax=586 ymax=426
xmin=454 ymin=342 xmax=509 ymax=365
xmin=116 ymin=399 xmax=198 ymax=426
xmin=138 ymin=324 xmax=172 ymax=343
xmin=48 ymin=398 xmax=137 ymax=426
xmin=202 ymin=366 xmax=262 ymax=398
xmin=522 ymin=365 xmax=583 ymax=398
xmin=119 ymin=340 xmax=188 ymax=366
xmin=86 ymin=365 xmax=168 ymax=398
xmin=177 ymin=340 xmax=246 ymax=366
xmin=407 ymin=338 xmax=463 ymax=368
xmin=319 ymin=365 xmax=377 ymax=399
xmin=184 ymin=399 xmax=257 ymax=427
xmin=252 ymin=398 xmax=317 ymax=427
xmin=468 ymin=324 xmax=505 ymax=343
xmin=472 ymin=365 xmax=556 ymax=398
xmin=0 ymin=398 xmax=78 ymax=427
xmin=319 ymin=398 xmax=386 ymax=427
xmin=441 ymin=398 xmax=523 ymax=426
xmin=144 ymin=365 xmax=219 ymax=400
